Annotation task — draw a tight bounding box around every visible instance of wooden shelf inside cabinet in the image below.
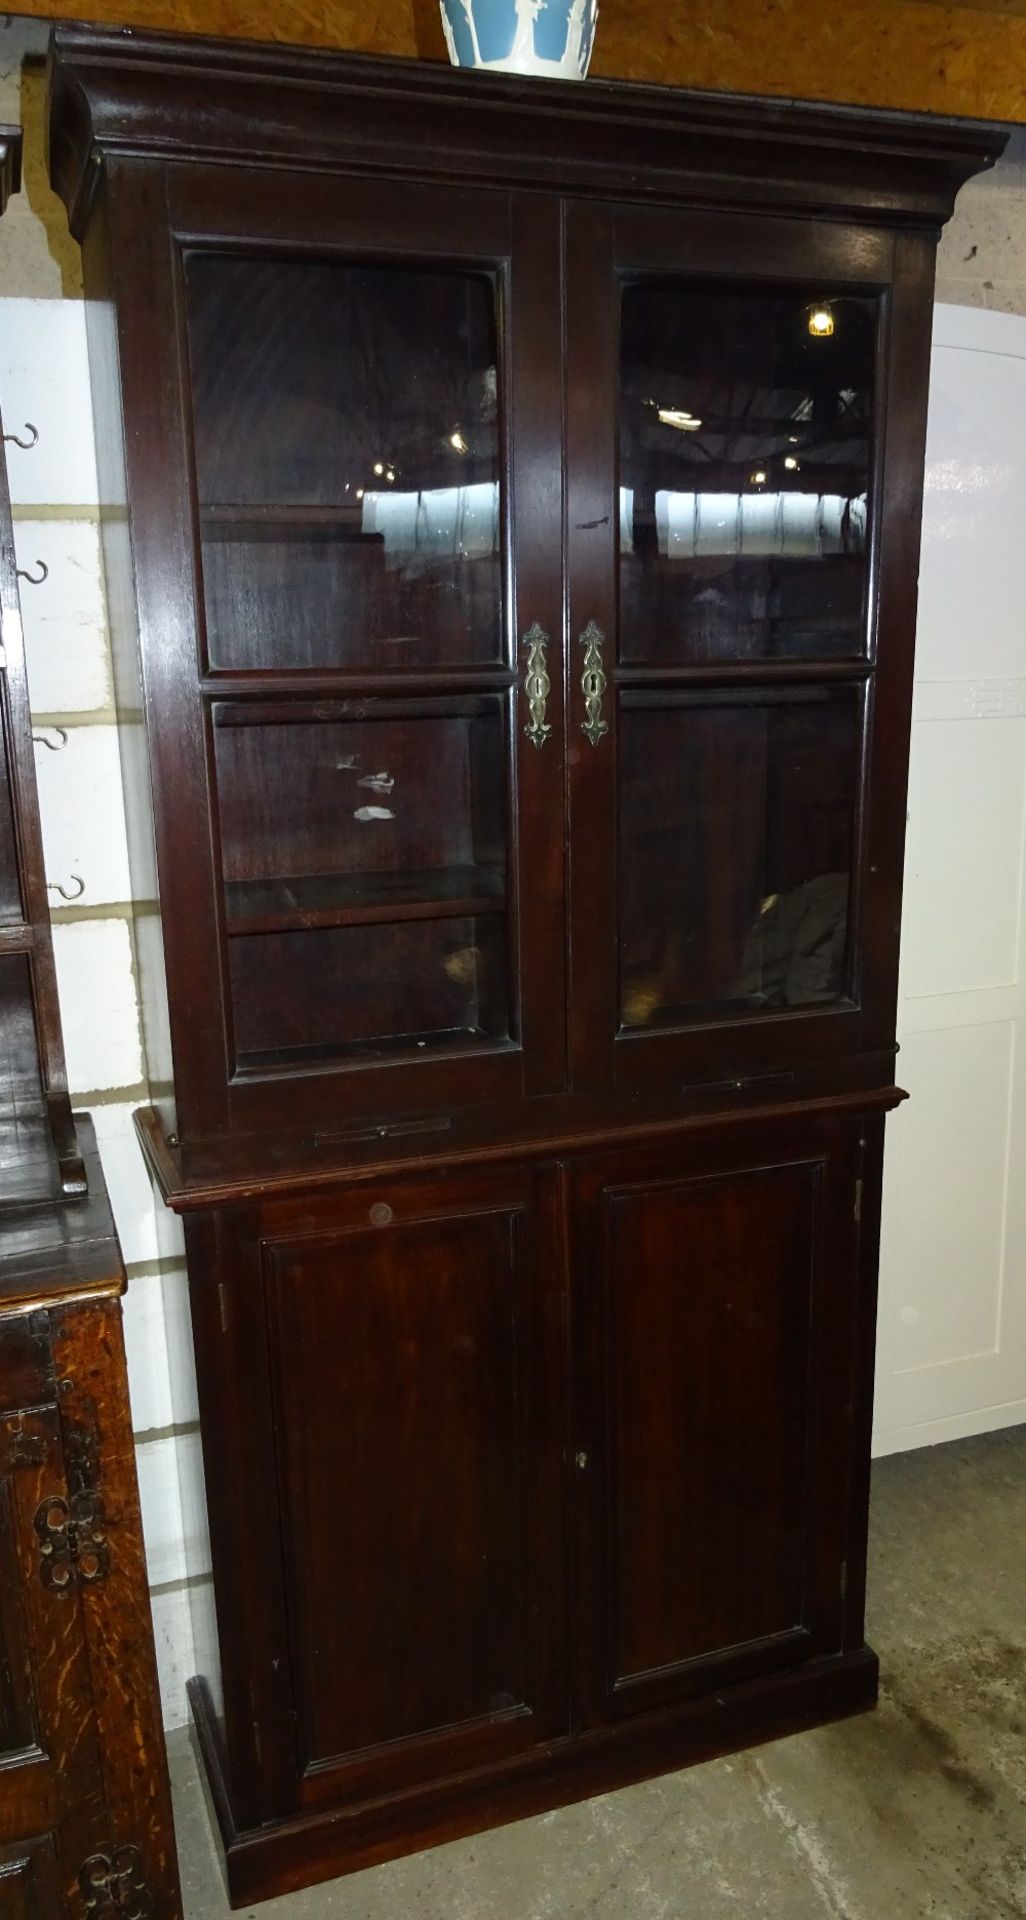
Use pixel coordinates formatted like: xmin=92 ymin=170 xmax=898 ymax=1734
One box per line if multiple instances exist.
xmin=239 ymin=1025 xmax=517 ymax=1075
xmin=0 ymin=921 xmax=35 ymax=954
xmin=200 ymin=502 xmax=373 ymax=541
xmin=224 ymin=863 xmax=506 ymax=936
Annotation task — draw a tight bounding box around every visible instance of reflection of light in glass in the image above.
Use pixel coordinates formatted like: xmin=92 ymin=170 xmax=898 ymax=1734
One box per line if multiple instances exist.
xmin=656 ymin=408 xmax=703 ymax=431
xmin=450 ymin=430 xmax=470 ymax=453
xmin=362 ymin=482 xmax=499 ymax=568
xmin=784 ymin=455 xmax=800 ymax=471
xmin=808 ymin=304 xmax=836 ymax=337
xmin=639 ymin=489 xmax=867 ymax=560
xmin=374 ymin=462 xmax=385 ymax=476
xmin=751 ymin=469 xmax=768 ymax=486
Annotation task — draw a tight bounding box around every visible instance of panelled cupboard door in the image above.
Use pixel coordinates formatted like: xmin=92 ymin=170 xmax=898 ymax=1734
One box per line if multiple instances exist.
xmin=567 ymin=1116 xmax=866 ymax=1725
xmin=233 ymin=1162 xmax=568 ymax=1811
xmin=0 ymin=1387 xmax=107 ymax=1915
xmin=122 ymin=163 xmax=566 ymax=1143
xmin=565 ymin=199 xmax=933 ymax=1096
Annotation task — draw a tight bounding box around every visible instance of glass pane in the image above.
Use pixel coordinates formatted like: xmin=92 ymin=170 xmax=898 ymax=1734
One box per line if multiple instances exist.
xmin=185 ymin=254 xmax=502 ymax=673
xmin=620 ymin=284 xmax=875 ymax=664
xmin=213 ymin=702 xmax=510 ymax=1069
xmin=619 ymin=691 xmax=859 ymax=1028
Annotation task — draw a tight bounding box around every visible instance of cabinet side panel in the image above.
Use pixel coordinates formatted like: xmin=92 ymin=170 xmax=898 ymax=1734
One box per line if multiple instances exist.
xmin=80 ymin=178 xmax=175 ymax=1135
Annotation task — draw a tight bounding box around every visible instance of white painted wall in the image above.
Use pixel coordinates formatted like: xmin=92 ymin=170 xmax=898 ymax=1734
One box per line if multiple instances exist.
xmin=3 ymin=272 xmax=1025 ymax=1730
xmin=0 ymin=295 xmax=205 ymax=1728
xmin=874 ymin=304 xmax=1026 ymax=1455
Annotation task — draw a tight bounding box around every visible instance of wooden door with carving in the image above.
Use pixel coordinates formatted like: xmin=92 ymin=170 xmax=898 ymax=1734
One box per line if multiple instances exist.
xmin=0 ymin=1326 xmax=108 ymax=1920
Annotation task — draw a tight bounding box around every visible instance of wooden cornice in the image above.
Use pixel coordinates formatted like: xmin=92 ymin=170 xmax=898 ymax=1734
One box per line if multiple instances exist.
xmin=47 ymin=26 xmax=1004 ymax=244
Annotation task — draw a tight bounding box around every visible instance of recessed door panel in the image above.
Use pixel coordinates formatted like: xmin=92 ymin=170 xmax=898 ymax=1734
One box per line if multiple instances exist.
xmin=261 ymin=1165 xmax=567 ymax=1804
xmin=570 ymin=1117 xmax=864 ymax=1723
xmin=608 ymin=1164 xmax=815 ymax=1681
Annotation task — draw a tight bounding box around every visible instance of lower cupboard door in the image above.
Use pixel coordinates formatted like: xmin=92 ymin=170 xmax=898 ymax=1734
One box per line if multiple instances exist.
xmin=569 ymin=1116 xmax=866 ymax=1725
xmin=258 ymin=1164 xmax=568 ymax=1806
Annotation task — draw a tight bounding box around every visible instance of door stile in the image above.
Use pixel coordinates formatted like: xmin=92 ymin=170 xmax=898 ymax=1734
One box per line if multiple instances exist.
xmin=564 ymin=200 xmax=620 ymax=1093
xmin=508 ymin=192 xmax=568 ymax=1096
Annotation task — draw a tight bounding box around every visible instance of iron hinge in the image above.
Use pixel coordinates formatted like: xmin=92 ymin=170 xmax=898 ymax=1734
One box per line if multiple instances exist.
xmin=34 ymin=1487 xmax=109 ymax=1589
xmin=79 ymin=1846 xmax=155 ymax=1920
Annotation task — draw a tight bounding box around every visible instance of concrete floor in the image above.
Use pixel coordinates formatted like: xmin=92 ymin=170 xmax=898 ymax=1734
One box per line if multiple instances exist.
xmin=167 ymin=1426 xmax=1026 ymax=1920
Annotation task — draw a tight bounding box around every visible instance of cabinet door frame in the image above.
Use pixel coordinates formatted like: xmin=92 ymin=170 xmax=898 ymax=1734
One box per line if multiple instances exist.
xmin=189 ymin=1158 xmax=569 ymax=1824
xmin=564 ymin=199 xmax=933 ymax=1095
xmin=105 ymin=159 xmax=567 ymax=1145
xmin=566 ymin=1110 xmax=869 ymax=1728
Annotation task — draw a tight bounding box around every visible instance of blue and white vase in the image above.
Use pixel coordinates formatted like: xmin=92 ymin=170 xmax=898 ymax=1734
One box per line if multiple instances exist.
xmin=440 ymin=0 xmax=599 ymax=80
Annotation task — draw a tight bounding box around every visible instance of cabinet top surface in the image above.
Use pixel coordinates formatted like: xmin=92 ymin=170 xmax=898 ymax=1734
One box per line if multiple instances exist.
xmin=0 ymin=1117 xmax=123 ymax=1312
xmin=47 ymin=24 xmax=1004 ymax=238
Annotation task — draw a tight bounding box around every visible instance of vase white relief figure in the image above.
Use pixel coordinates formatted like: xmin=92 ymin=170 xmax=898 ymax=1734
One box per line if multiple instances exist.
xmin=439 ymin=0 xmax=598 ymax=77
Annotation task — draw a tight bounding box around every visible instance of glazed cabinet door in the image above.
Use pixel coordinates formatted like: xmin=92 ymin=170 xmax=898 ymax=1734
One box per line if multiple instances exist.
xmin=0 ymin=1319 xmax=108 ymax=1918
xmin=565 ymin=200 xmax=933 ymax=1096
xmin=114 ymin=162 xmax=565 ymax=1144
xmin=194 ymin=1161 xmax=568 ymax=1821
xmin=568 ymin=1113 xmax=875 ymax=1725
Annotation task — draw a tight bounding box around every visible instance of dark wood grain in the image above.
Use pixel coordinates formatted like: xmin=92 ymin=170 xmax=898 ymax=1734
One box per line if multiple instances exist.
xmin=44 ymin=33 xmax=999 ymax=1901
xmin=194 ymin=1647 xmax=878 ymax=1905
xmin=51 ymin=1298 xmax=180 ymax=1920
xmin=46 ymin=29 xmax=1003 ymax=243
xmin=0 ymin=1121 xmax=182 ymax=1919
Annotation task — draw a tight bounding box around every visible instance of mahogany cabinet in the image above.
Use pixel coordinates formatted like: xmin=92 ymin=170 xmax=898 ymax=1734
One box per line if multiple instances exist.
xmin=45 ymin=30 xmax=1003 ymax=1902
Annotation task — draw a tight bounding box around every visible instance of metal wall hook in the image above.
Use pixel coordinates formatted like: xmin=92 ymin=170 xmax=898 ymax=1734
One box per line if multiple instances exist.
xmin=17 ymin=559 xmax=48 ymax=587
xmin=33 ymin=726 xmax=68 ymax=752
xmin=48 ymin=874 xmax=85 ymax=903
xmin=3 ymin=422 xmax=39 ymax=451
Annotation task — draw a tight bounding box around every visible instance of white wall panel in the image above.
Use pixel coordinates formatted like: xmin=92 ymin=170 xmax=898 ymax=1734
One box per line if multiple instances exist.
xmin=122 ymin=1270 xmax=178 ymax=1434
xmin=0 ymin=299 xmax=99 ymax=506
xmin=87 ymin=1101 xmax=163 ymax=1267
xmin=52 ymin=918 xmax=143 ymax=1093
xmin=34 ymin=725 xmax=133 ymax=908
xmin=900 ymin=716 xmax=1026 ymax=999
xmin=136 ymin=1431 xmax=209 ymax=1590
xmin=875 ymin=304 xmax=1026 ymax=1455
xmin=149 ymin=1584 xmax=204 ymax=1732
xmin=881 ymin=1024 xmax=1012 ymax=1379
xmin=916 ymin=310 xmax=1026 ymax=681
xmin=15 ymin=517 xmax=111 ymax=715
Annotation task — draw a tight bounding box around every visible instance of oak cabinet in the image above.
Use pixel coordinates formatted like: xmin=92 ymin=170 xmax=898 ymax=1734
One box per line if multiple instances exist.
xmin=46 ymin=28 xmax=1001 ymax=1903
xmin=0 ymin=1134 xmax=180 ymax=1920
